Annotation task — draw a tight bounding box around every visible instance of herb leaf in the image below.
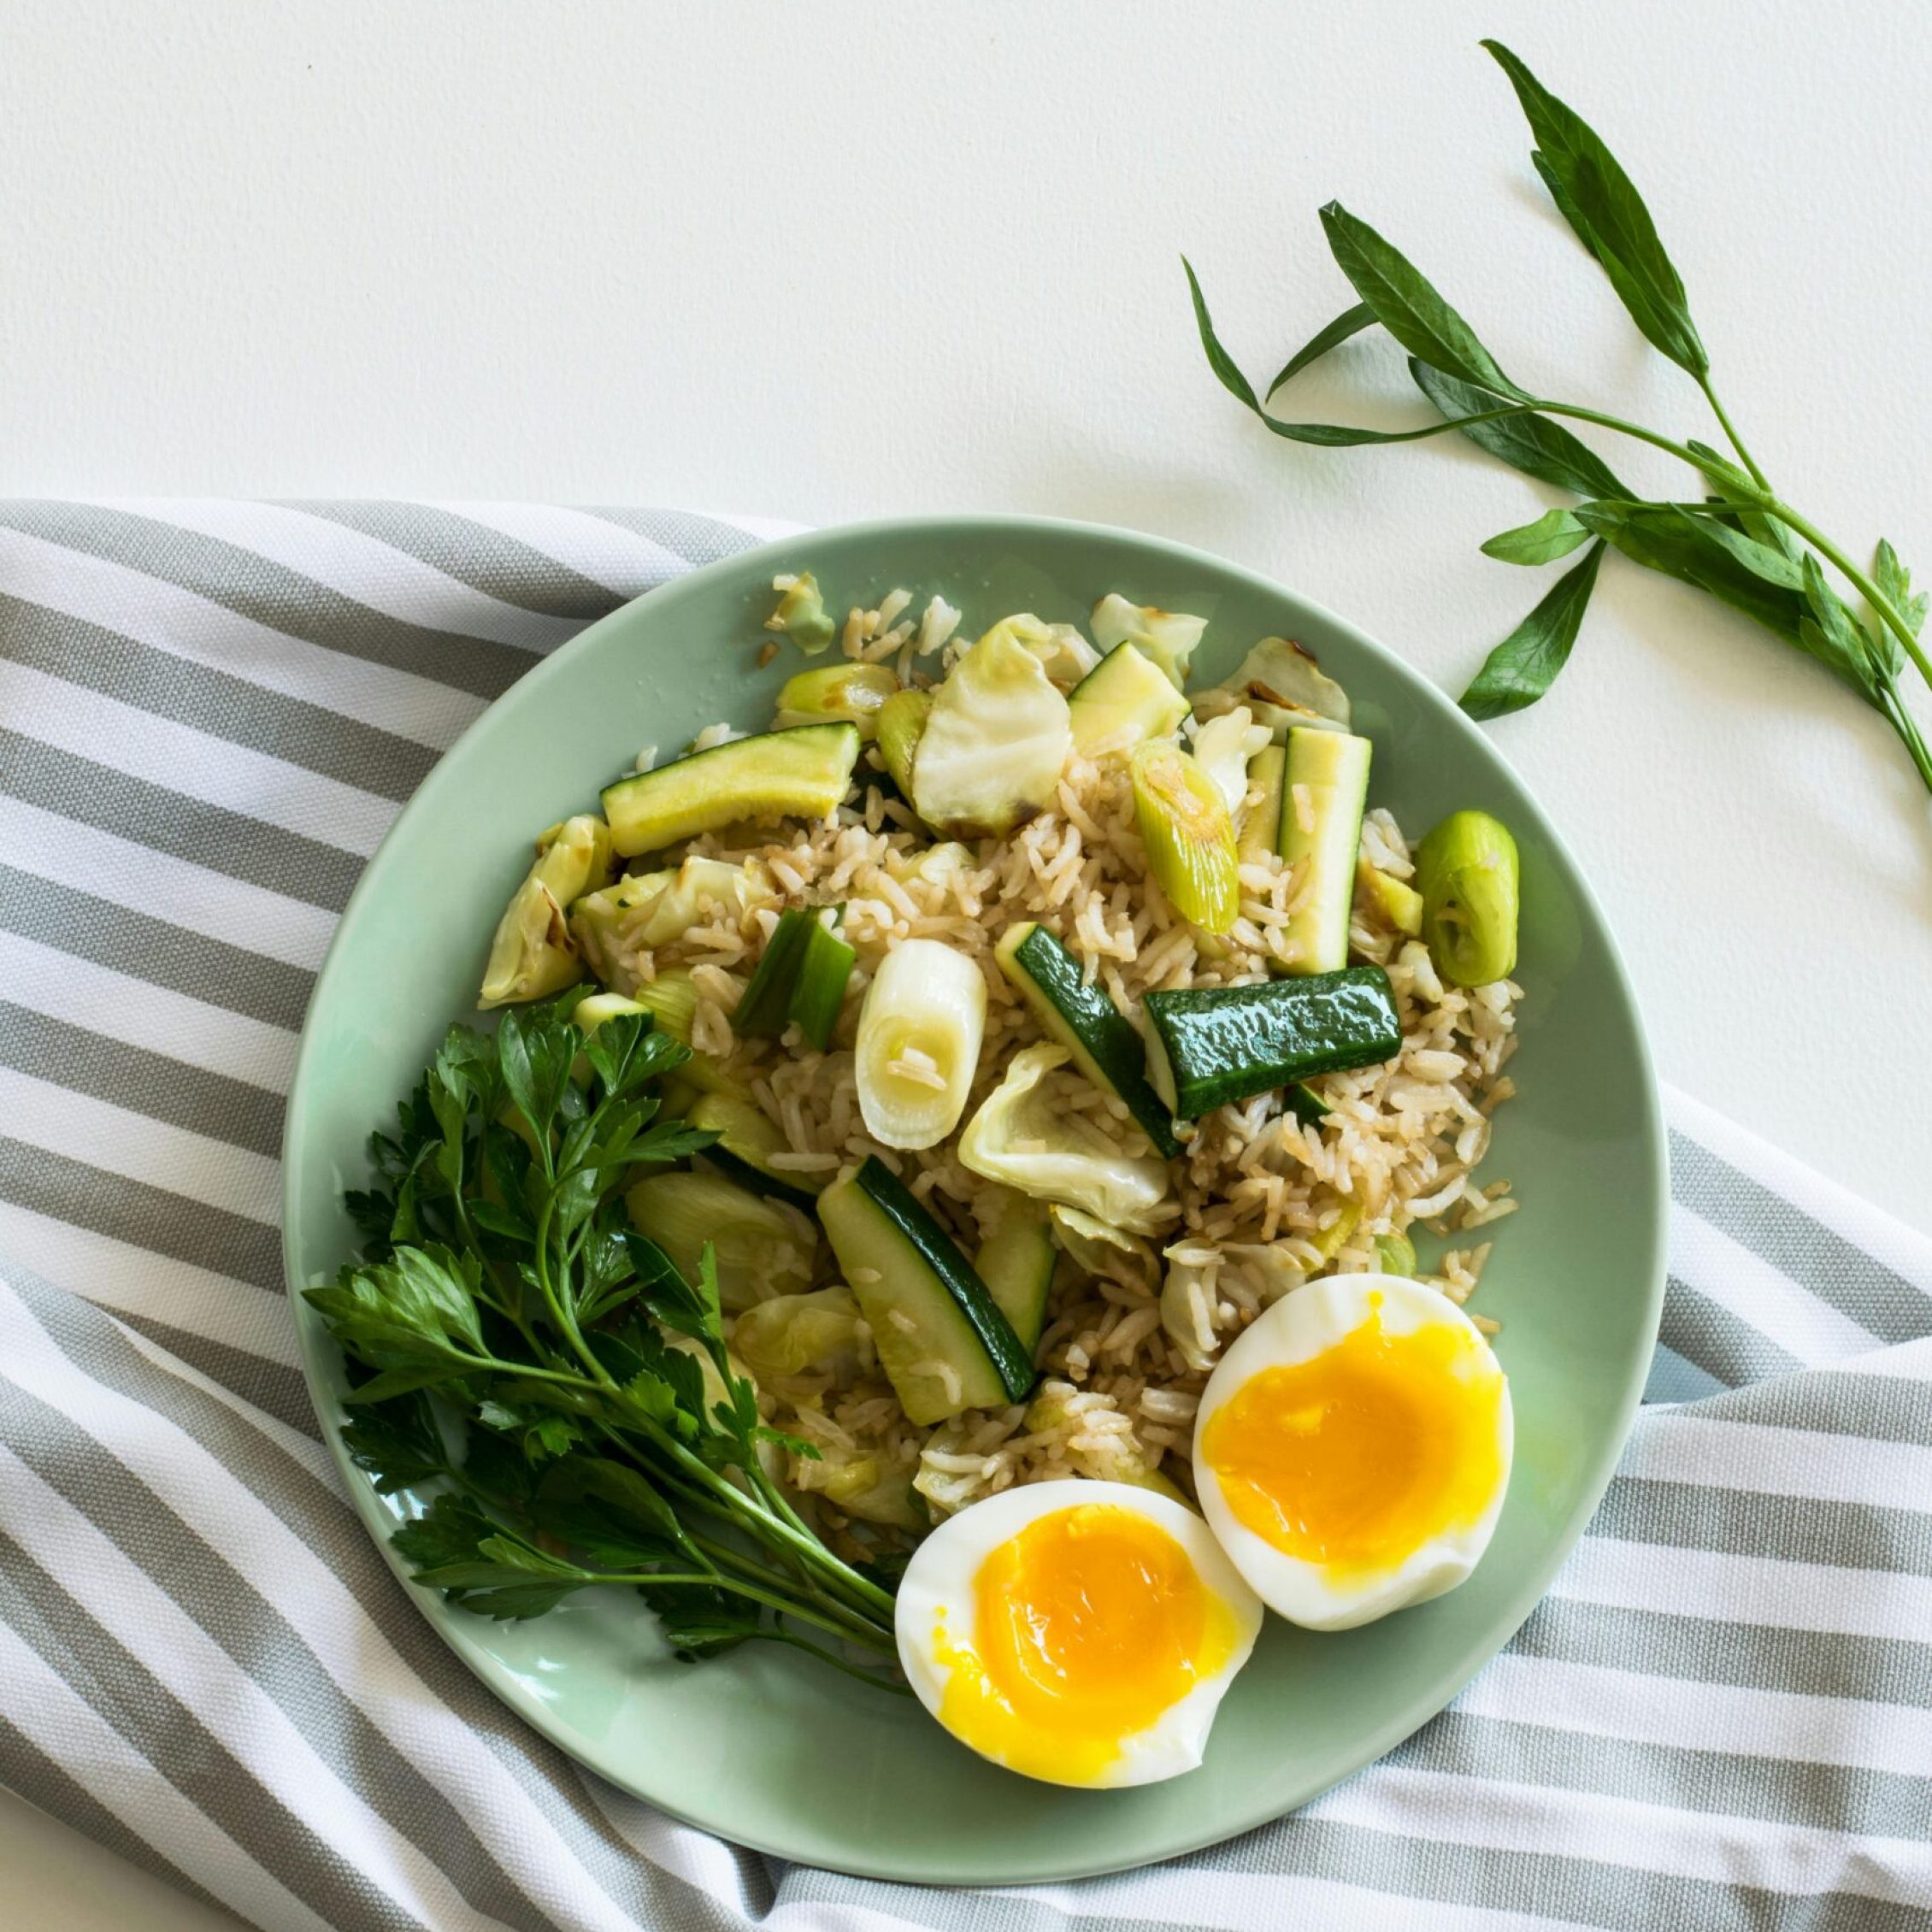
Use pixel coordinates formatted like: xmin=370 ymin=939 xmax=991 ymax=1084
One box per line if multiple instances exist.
xmin=1461 ymin=540 xmax=1605 ymax=719
xmin=1318 ymin=203 xmax=1529 ymax=400
xmin=1874 ymin=539 xmax=1929 ymax=642
xmin=1480 ymin=507 xmax=1591 ymax=566
xmin=1572 ymin=501 xmax=1805 ymax=639
xmin=1483 ymin=41 xmax=1708 ymax=380
xmin=1185 ymin=261 xmax=1538 ymax=447
xmin=1410 ymin=362 xmax=1630 ymax=499
xmin=1267 ymin=302 xmax=1375 ymax=397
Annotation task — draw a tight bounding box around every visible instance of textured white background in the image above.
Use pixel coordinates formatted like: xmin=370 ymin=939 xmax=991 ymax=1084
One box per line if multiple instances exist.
xmin=3 ymin=1 xmax=1929 ymax=1922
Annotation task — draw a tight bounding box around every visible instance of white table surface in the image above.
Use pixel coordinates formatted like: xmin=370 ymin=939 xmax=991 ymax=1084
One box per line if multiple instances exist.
xmin=3 ymin=3 xmax=1928 ymax=1924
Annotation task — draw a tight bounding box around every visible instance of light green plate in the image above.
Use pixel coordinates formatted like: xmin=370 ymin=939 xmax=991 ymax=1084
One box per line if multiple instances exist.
xmin=283 ymin=515 xmax=1665 ymax=1886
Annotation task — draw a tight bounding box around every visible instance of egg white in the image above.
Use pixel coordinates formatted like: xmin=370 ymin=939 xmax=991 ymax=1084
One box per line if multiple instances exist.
xmin=1192 ymin=1274 xmax=1514 ymax=1631
xmin=894 ymin=1478 xmax=1263 ymax=1788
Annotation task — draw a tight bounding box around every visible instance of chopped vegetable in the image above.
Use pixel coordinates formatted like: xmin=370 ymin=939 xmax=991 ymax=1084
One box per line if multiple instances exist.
xmin=817 ymin=1156 xmax=1034 ymax=1424
xmin=959 ymin=1043 xmax=1173 ymax=1234
xmin=616 ymin=969 xmax=698 ymax=1046
xmin=1048 ymin=1204 xmax=1156 ymax=1283
xmin=1142 ymin=967 xmax=1403 ymax=1117
xmin=1358 ymin=857 xmax=1425 ymax=937
xmin=1278 ymin=727 xmax=1373 ymax=974
xmin=1237 ymin=744 xmax=1287 ymax=863
xmin=854 ymin=938 xmax=987 ymax=1151
xmin=993 ymin=921 xmax=1181 ymax=1157
xmin=1023 ymin=1383 xmax=1187 ymax=1500
xmin=600 ymin=723 xmax=859 ymax=858
xmin=478 ymin=815 xmax=615 ymax=1009
xmin=735 ymin=904 xmax=854 ymax=1048
xmin=910 ymin=625 xmax=1072 ymax=837
xmin=979 ymin=612 xmax=1100 ymax=688
xmin=791 ymin=914 xmax=857 ymax=1051
xmin=1192 ymin=705 xmax=1273 ymax=816
xmin=1193 ymin=635 xmax=1352 ymax=740
xmin=1416 ymin=809 xmax=1520 ymax=987
xmin=688 ymin=1092 xmax=823 ymax=1209
xmin=1090 ymin=594 xmax=1208 ymax=689
xmin=1310 ymin=1195 xmax=1363 ymax=1263
xmin=1129 ymin=739 xmax=1242 ymax=935
xmin=1066 ymin=642 xmax=1190 ymax=757
xmin=971 ymin=1191 xmax=1057 ymax=1353
xmin=800 ymin=1448 xmax=927 ymax=1530
xmin=766 ymin=571 xmax=836 ymax=655
xmin=775 ymin=662 xmax=899 ymax=737
xmin=570 ymin=857 xmax=769 ymax=992
xmin=1374 ymin=1229 xmax=1418 ymax=1275
xmin=625 ymin=1169 xmax=817 ymax=1312
xmin=1285 ymin=1081 xmax=1332 ymax=1126
xmin=731 ymin=1287 xmax=864 ymax=1388
xmin=875 ymin=686 xmax=931 ymax=797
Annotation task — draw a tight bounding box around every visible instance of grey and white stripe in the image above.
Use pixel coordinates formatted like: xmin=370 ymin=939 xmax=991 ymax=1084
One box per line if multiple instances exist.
xmin=0 ymin=501 xmax=1926 ymax=1931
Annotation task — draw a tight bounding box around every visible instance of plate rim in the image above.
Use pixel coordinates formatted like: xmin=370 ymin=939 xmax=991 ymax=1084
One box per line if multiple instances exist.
xmin=282 ymin=510 xmax=1668 ymax=1885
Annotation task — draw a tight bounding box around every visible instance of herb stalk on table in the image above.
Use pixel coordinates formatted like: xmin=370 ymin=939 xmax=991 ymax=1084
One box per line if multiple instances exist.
xmin=1184 ymin=39 xmax=1932 ymax=799
xmin=305 ymin=993 xmax=905 ymax=1688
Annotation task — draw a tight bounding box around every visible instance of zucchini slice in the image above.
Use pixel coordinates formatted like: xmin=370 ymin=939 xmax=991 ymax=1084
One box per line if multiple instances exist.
xmin=1277 ymin=727 xmax=1372 ymax=974
xmin=972 ymin=1194 xmax=1057 ymax=1354
xmin=1066 ymin=643 xmax=1191 ymax=757
xmin=817 ymin=1157 xmax=1034 ymax=1424
xmin=1142 ymin=966 xmax=1402 ymax=1118
xmin=1237 ymin=744 xmax=1287 ymax=864
xmin=600 ymin=723 xmax=860 ymax=858
xmin=688 ymin=1093 xmax=824 ymax=1210
xmin=993 ymin=922 xmax=1181 ymax=1157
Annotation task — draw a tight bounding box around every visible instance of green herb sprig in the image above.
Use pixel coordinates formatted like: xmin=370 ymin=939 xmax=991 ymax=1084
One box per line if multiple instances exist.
xmin=310 ymin=993 xmax=905 ymax=1688
xmin=1185 ymin=39 xmax=1932 ymax=798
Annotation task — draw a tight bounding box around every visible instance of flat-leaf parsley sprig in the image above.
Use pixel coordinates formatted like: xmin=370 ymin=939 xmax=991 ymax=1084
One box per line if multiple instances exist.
xmin=1185 ymin=39 xmax=1932 ymax=798
xmin=309 ymin=992 xmax=906 ymax=1688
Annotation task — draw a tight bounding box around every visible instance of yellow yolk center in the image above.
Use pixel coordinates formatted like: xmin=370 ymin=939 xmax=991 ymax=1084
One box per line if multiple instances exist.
xmin=1199 ymin=1299 xmax=1505 ymax=1573
xmin=934 ymin=1504 xmax=1236 ymax=1784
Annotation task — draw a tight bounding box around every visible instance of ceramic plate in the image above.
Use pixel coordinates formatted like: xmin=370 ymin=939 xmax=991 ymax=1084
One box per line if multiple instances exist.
xmin=283 ymin=515 xmax=1665 ymax=1885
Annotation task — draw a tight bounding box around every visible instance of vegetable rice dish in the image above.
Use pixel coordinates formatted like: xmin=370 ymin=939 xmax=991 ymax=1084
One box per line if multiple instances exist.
xmin=313 ymin=566 xmax=1528 ymax=1788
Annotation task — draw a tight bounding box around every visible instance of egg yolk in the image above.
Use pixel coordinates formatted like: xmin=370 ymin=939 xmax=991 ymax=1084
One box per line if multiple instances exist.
xmin=933 ymin=1503 xmax=1238 ymax=1785
xmin=1199 ymin=1297 xmax=1505 ymax=1574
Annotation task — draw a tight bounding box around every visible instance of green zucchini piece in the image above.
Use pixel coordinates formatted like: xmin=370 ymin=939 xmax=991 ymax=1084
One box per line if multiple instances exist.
xmin=1278 ymin=727 xmax=1372 ymax=974
xmin=817 ymin=1156 xmax=1034 ymax=1423
xmin=993 ymin=922 xmax=1181 ymax=1158
xmin=688 ymin=1093 xmax=824 ymax=1210
xmin=600 ymin=723 xmax=859 ymax=858
xmin=1142 ymin=966 xmax=1402 ymax=1118
xmin=1285 ymin=1082 xmax=1331 ymax=1127
xmin=972 ymin=1194 xmax=1056 ymax=1354
xmin=1066 ymin=642 xmax=1191 ymax=757
xmin=1238 ymin=744 xmax=1287 ymax=864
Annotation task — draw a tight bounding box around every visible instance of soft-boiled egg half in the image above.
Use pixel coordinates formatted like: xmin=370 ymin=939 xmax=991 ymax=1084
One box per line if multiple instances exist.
xmin=1193 ymin=1275 xmax=1513 ymax=1631
xmin=895 ymin=1480 xmax=1263 ymax=1788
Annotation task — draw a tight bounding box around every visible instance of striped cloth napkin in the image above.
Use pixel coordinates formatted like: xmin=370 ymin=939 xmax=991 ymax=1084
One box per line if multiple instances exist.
xmin=0 ymin=500 xmax=1927 ymax=1932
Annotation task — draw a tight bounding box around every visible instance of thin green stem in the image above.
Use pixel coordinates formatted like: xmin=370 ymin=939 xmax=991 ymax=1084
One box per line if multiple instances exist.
xmin=1697 ymin=376 xmax=1770 ymax=492
xmin=590 ymin=1569 xmax=897 ymax=1652
xmin=1534 ymin=401 xmax=1716 ymax=474
xmin=769 ymin=1629 xmax=913 ymax=1694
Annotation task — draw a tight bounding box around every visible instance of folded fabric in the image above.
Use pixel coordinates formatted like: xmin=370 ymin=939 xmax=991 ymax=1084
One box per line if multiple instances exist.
xmin=0 ymin=501 xmax=1926 ymax=1930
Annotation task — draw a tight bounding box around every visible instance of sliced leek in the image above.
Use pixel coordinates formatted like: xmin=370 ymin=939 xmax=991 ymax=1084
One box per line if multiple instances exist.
xmin=1129 ymin=739 xmax=1242 ymax=935
xmin=853 ymin=938 xmax=987 ymax=1150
